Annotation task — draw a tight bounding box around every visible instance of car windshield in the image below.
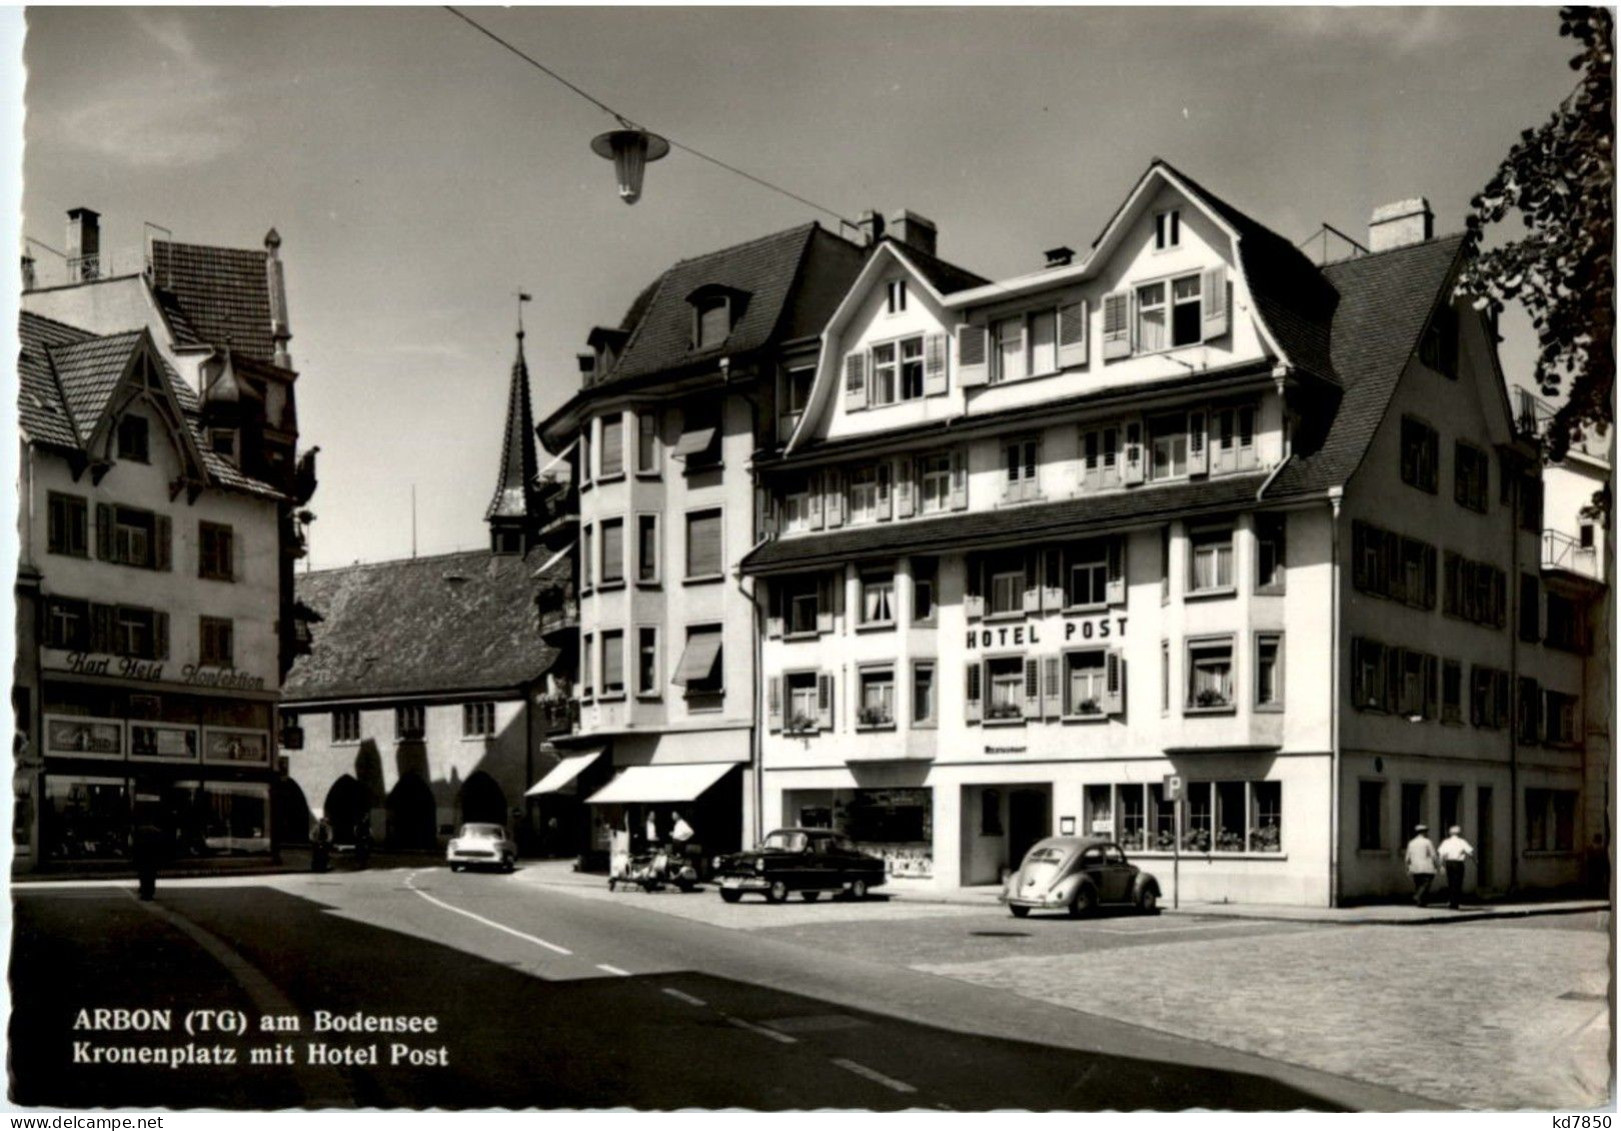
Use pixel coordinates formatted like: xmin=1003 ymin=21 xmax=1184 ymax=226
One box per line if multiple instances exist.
xmin=760 ymin=831 xmax=807 ymax=852
xmin=1024 ymin=847 xmax=1067 ymax=865
xmin=460 ymin=824 xmax=504 ymax=839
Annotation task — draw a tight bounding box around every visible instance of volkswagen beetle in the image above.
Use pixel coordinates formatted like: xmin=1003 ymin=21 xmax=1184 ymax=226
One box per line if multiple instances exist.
xmin=1005 ymin=836 xmax=1160 ymax=917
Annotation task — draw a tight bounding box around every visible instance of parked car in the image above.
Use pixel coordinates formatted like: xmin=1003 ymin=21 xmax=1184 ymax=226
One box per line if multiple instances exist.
xmin=712 ymin=828 xmax=887 ymax=903
xmin=447 ymin=823 xmax=517 ymax=872
xmin=1005 ymin=836 xmax=1160 ymax=917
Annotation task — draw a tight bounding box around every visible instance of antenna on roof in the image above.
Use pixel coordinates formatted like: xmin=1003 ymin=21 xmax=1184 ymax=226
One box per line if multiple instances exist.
xmin=1295 ymin=223 xmax=1369 ymax=266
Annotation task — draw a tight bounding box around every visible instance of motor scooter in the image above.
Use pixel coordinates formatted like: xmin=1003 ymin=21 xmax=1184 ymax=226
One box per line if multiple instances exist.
xmin=608 ymin=843 xmax=698 ymax=892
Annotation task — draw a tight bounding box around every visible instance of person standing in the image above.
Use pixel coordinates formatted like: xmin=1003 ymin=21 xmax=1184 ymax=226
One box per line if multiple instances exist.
xmin=1404 ymin=823 xmax=1439 ymax=907
xmin=1438 ymin=825 xmax=1475 ymax=910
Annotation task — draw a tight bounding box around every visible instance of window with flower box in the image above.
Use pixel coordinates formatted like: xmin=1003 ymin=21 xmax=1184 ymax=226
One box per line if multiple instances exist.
xmin=986 ymin=656 xmax=1026 ymax=722
xmin=1064 ymin=650 xmax=1109 ymax=718
xmin=858 ymin=666 xmax=896 ymax=729
xmin=1185 ymin=637 xmax=1234 ymax=711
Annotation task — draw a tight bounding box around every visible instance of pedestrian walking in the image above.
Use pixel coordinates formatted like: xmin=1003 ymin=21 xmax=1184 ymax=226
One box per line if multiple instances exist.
xmin=645 ymin=810 xmax=659 ymax=847
xmin=132 ymin=822 xmax=162 ymax=901
xmin=1438 ymin=825 xmax=1475 ymax=910
xmin=1404 ymin=823 xmax=1439 ymax=906
xmin=312 ymin=816 xmax=333 ymax=873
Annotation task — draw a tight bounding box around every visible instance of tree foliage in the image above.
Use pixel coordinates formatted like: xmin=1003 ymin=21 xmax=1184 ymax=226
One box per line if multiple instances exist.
xmin=1457 ymin=7 xmax=1613 ymax=482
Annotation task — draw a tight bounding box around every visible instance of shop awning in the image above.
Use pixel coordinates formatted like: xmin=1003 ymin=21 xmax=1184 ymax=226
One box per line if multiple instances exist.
xmin=524 ymin=749 xmax=604 ymax=797
xmin=670 ymin=632 xmax=722 ymax=686
xmin=586 ymin=762 xmax=735 ymax=805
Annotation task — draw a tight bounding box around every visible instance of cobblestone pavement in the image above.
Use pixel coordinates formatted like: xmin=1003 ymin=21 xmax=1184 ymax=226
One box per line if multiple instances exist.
xmin=915 ymin=917 xmax=1611 ymax=1111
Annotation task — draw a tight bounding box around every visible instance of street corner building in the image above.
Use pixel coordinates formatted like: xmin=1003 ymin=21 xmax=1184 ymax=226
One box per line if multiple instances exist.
xmin=279 ymin=332 xmax=575 ymax=853
xmin=15 ymin=208 xmax=319 ymax=871
xmin=638 ymin=160 xmax=1598 ymax=908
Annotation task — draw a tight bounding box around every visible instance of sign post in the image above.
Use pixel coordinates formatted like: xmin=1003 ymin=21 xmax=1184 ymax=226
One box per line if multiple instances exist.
xmin=1164 ymin=773 xmax=1183 ymax=910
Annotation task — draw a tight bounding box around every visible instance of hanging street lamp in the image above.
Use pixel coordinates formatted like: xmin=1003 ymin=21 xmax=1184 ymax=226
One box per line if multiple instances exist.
xmin=590 ymin=125 xmax=670 ymax=205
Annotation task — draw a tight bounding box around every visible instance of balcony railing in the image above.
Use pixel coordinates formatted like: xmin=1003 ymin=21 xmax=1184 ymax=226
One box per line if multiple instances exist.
xmin=22 ymin=248 xmax=148 ymax=291
xmin=1542 ymin=528 xmax=1603 ymax=583
xmin=535 ymin=696 xmax=579 ymax=737
xmin=540 ymin=597 xmax=579 ymax=638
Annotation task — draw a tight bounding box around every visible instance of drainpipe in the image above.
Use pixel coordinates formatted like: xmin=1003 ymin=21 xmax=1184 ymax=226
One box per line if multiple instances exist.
xmin=1327 ymin=486 xmax=1344 ymax=907
xmin=1509 ymin=472 xmax=1522 ymax=894
xmin=734 ymin=538 xmax=770 ymax=848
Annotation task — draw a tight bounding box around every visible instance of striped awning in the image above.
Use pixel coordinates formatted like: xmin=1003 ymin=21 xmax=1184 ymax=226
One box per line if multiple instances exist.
xmin=524 ymin=749 xmax=603 ymax=797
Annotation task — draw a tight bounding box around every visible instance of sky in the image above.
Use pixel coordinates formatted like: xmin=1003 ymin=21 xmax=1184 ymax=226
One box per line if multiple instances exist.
xmin=17 ymin=6 xmax=1580 ymax=569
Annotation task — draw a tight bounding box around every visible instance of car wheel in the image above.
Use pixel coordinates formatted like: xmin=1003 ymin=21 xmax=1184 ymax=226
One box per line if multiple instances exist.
xmin=502 ymin=857 xmax=515 ymax=874
xmin=1069 ymin=884 xmax=1096 ymax=918
xmin=1009 ymin=904 xmax=1031 ymax=919
xmin=720 ymin=889 xmax=741 ymax=903
xmin=1138 ymin=886 xmax=1159 ymax=915
xmin=801 ymin=891 xmax=820 ymax=902
xmin=450 ymin=863 xmax=462 ymax=873
xmin=607 ymin=878 xmax=617 ymax=891
xmin=766 ymin=880 xmax=790 ymax=904
xmin=848 ymin=878 xmax=869 ymax=901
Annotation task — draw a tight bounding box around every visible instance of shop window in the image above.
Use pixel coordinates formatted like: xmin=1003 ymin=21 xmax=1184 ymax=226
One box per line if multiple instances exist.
xmin=43 ymin=777 xmax=131 ymax=860
xmin=197 ymin=782 xmax=270 ymax=855
xmin=332 ymin=709 xmax=360 ymax=744
xmin=857 ymin=666 xmax=896 ymax=728
xmin=47 ymin=492 xmax=88 ymax=558
xmin=462 ymin=701 xmax=495 ymax=737
xmin=912 ymin=662 xmax=935 ymax=726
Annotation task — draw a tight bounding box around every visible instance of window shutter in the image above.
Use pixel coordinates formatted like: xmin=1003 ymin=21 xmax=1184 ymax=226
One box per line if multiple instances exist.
xmin=965 ymin=662 xmax=982 ymax=723
xmin=1123 ymin=420 xmax=1145 ymax=485
xmin=96 ymin=504 xmax=113 ymax=561
xmin=1469 ymin=667 xmax=1484 ymax=726
xmin=816 ymin=573 xmax=835 ymax=634
xmin=1494 ymin=671 xmax=1511 ymax=729
xmin=1351 ymin=522 xmax=1368 ymax=591
xmin=1187 ymin=410 xmax=1208 ymax=476
xmin=877 ymin=462 xmax=893 ymax=521
xmin=1537 ymin=688 xmax=1550 ymax=743
xmin=1104 ymin=649 xmax=1124 ymax=715
xmin=949 ymin=449 xmax=968 ymax=510
xmin=1023 ymin=658 xmax=1041 ymax=720
xmin=924 ymin=332 xmax=949 ymax=395
xmin=894 ymin=460 xmax=915 ymax=518
xmin=1202 ymin=266 xmax=1229 ymax=340
xmin=958 ymin=324 xmax=988 ymax=388
xmin=1492 ymin=569 xmax=1507 ymax=628
xmin=153 ymin=514 xmax=171 ymax=571
xmin=825 ymin=472 xmax=844 ymax=528
xmin=768 ymin=677 xmax=783 ymax=732
xmin=1424 ymin=545 xmax=1438 ymax=609
xmin=91 ymin=603 xmax=116 ymax=654
xmin=1043 ymin=655 xmax=1062 ymax=720
xmin=767 ymin=583 xmax=783 ymax=638
xmin=155 ymin=611 xmax=169 ymax=661
xmin=1042 ymin=547 xmax=1063 ymax=611
xmin=1057 ymin=299 xmax=1087 ymax=367
xmin=1384 ymin=647 xmax=1403 ymax=713
xmin=1106 ymin=537 xmax=1127 ymax=605
xmin=817 ymin=672 xmax=834 ymax=731
xmin=1103 ymin=293 xmax=1132 ymax=360
xmin=1351 ymin=638 xmax=1366 ymax=706
xmin=808 ymin=471 xmax=824 ymax=530
xmin=844 ymin=353 xmax=868 ymax=412
xmin=1423 ymin=654 xmax=1438 ymax=719
xmin=1022 ymin=553 xmax=1041 ymax=613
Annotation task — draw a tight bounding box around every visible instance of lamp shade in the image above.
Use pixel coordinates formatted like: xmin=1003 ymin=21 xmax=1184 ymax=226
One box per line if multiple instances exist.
xmin=590 ymin=128 xmax=670 ymax=205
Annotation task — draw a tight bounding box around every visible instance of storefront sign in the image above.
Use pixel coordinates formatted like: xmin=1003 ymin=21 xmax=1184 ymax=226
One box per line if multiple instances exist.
xmin=62 ymin=652 xmax=165 ymax=681
xmin=966 ymin=614 xmax=1127 ymax=650
xmin=130 ymin=723 xmax=199 ymax=763
xmin=44 ymin=716 xmax=123 ymax=759
xmin=48 ymin=652 xmax=267 ymax=693
xmin=984 ymin=745 xmax=1027 ymax=755
xmin=202 ymin=728 xmax=270 ymax=766
xmin=182 ymin=665 xmax=267 ymax=692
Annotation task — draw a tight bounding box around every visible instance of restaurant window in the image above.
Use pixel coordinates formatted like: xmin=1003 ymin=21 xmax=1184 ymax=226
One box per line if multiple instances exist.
xmin=599 ymin=413 xmax=624 ymax=478
xmin=1118 ymin=785 xmax=1146 ymax=849
xmin=637 ymin=626 xmax=660 ymax=697
xmin=199 ymin=616 xmax=234 ymax=668
xmin=912 ymin=558 xmax=937 ymax=624
xmin=1085 ymin=784 xmax=1113 ymax=838
xmin=600 ymin=518 xmax=625 ymax=586
xmin=857 ymin=666 xmax=896 ymax=728
xmin=1215 ymin=781 xmax=1247 ymax=852
xmin=859 ymin=570 xmax=895 ymax=627
xmin=685 ymin=508 xmax=723 ymax=580
xmin=199 ymin=521 xmax=235 ymax=582
xmin=47 ymin=492 xmax=88 ymax=558
xmin=1251 ymin=782 xmax=1282 ymax=853
xmin=601 ymin=629 xmax=625 ymax=697
xmin=117 ymin=415 xmax=150 ymax=463
xmin=1183 ymin=781 xmax=1213 ymax=852
xmin=462 ymin=701 xmax=495 ymax=737
xmin=1359 ymin=781 xmax=1386 ymax=850
xmin=637 ymin=514 xmax=660 ymax=584
xmin=1066 ymin=651 xmax=1107 ymax=717
xmin=332 ymin=709 xmax=360 ymax=744
xmin=395 ymin=704 xmax=425 ymax=740
xmin=1186 ymin=638 xmax=1234 ymax=711
xmin=912 ymin=662 xmax=935 ymax=726
xmin=1188 ymin=527 xmax=1234 ymax=594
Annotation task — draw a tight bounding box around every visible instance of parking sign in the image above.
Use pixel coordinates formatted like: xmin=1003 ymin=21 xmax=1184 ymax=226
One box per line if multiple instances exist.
xmin=1163 ymin=773 xmax=1183 ymax=801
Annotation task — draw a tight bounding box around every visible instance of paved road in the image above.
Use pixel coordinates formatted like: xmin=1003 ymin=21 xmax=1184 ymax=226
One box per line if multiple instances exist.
xmin=10 ymin=865 xmax=1432 ymax=1112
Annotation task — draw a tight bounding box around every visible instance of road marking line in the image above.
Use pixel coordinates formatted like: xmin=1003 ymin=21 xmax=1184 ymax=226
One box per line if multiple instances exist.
xmin=832 ymin=1057 xmax=917 ymax=1094
xmin=596 ymin=964 xmax=631 ymax=977
xmin=723 ymin=1015 xmax=797 ymax=1044
xmin=404 ymin=871 xmax=572 ymax=955
xmin=662 ymin=988 xmax=707 ymax=1007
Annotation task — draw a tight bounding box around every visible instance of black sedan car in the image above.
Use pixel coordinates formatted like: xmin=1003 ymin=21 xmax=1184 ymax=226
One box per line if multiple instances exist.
xmin=1005 ymin=836 xmax=1161 ymax=917
xmin=713 ymin=828 xmax=887 ymax=903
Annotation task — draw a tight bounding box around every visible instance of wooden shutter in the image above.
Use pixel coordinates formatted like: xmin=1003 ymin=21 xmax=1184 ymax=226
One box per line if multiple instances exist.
xmin=844 ymin=353 xmax=867 ymax=411
xmin=1202 ymin=266 xmax=1229 ymax=340
xmin=1104 ymin=649 xmax=1124 ymax=715
xmin=966 ymin=662 xmax=982 ymax=723
xmin=1022 ymin=553 xmax=1041 ymax=613
xmin=825 ymin=472 xmax=844 ymax=528
xmin=949 ymin=449 xmax=968 ymax=510
xmin=1057 ymin=299 xmax=1087 ymax=367
xmin=1423 ymin=654 xmax=1439 ymax=720
xmin=816 ymin=573 xmax=835 ymax=634
xmin=1493 ymin=671 xmax=1511 ymax=729
xmin=895 ymin=459 xmax=915 ymax=518
xmin=153 ymin=514 xmax=172 ymax=571
xmin=1384 ymin=647 xmax=1403 ymax=713
xmin=91 ymin=603 xmax=116 ymax=654
xmin=768 ymin=677 xmax=783 ymax=732
xmin=96 ymin=504 xmax=113 ymax=561
xmin=958 ymin=324 xmax=988 ymax=388
xmin=1042 ymin=547 xmax=1064 ymax=611
xmin=1187 ymin=411 xmax=1208 ymax=476
xmin=817 ymin=672 xmax=834 ymax=731
xmin=808 ymin=471 xmax=824 ymax=530
xmin=1424 ymin=545 xmax=1438 ymax=609
xmin=1023 ymin=658 xmax=1041 ymax=720
xmin=1043 ymin=656 xmax=1062 ymax=720
xmin=1102 ymin=293 xmax=1132 ymax=359
xmin=1106 ymin=537 xmax=1127 ymax=605
xmin=877 ymin=462 xmax=893 ymax=521
xmin=1123 ymin=420 xmax=1145 ymax=485
xmin=154 ymin=611 xmax=169 ymax=661
xmin=924 ymin=332 xmax=948 ymax=395
xmin=1492 ymin=568 xmax=1508 ymax=628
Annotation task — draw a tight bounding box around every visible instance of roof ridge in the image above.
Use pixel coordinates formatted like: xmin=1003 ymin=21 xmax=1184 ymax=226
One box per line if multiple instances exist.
xmin=302 ymin=547 xmax=511 ymax=575
xmin=151 ymin=238 xmax=267 ymax=258
xmin=665 ymin=220 xmax=818 ymax=271
xmin=1321 ymin=231 xmax=1467 ymax=270
xmin=884 ymin=238 xmax=991 ymax=289
xmin=19 ymin=309 xmax=97 ymax=338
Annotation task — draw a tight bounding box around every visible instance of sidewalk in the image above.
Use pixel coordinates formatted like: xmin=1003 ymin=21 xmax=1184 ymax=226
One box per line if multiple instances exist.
xmin=9 ymin=845 xmax=442 ymax=884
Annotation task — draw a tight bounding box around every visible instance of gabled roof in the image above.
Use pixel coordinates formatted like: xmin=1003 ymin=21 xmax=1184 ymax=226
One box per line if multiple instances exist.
xmin=148 ymin=240 xmax=277 ymax=364
xmin=887 ymin=238 xmax=989 ymax=296
xmin=47 ymin=331 xmax=147 ymax=443
xmin=487 ymin=335 xmax=541 ymax=523
xmin=1265 ymin=233 xmax=1467 ymax=500
xmin=18 ymin=311 xmax=92 ymax=449
xmin=282 ymin=548 xmax=562 ymax=701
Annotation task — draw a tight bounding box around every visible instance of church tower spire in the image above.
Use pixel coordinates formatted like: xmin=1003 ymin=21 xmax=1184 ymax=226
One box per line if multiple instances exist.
xmin=486 ymin=325 xmax=542 ymax=554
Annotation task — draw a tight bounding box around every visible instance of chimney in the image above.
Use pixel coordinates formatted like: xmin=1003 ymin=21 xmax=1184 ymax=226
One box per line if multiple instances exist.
xmin=858 ymin=209 xmax=886 ymax=247
xmin=1044 ymin=246 xmax=1076 ymax=269
xmin=1368 ymin=198 xmax=1434 ymax=253
xmin=66 ymin=207 xmax=100 ymax=280
xmin=887 ymin=210 xmax=937 ymax=258
xmin=20 ymin=254 xmax=35 ymax=292
xmin=264 ymin=228 xmax=293 ymax=369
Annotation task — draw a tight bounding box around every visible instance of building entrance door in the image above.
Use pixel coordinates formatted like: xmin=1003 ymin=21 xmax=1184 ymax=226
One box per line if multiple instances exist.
xmin=1007 ymin=788 xmax=1051 ymax=873
xmin=1476 ymin=786 xmax=1493 ymax=891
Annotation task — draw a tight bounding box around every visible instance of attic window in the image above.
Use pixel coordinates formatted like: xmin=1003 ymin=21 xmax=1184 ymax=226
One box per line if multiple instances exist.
xmin=117 ymin=416 xmax=150 ymax=464
xmin=210 ymin=429 xmax=237 ymax=461
xmin=688 ymin=284 xmax=748 ymax=350
xmin=886 ymin=279 xmax=908 ymax=315
xmin=1155 ymin=209 xmax=1182 ymax=251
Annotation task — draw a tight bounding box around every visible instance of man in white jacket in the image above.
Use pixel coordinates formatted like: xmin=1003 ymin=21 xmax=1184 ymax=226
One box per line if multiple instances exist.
xmin=1404 ymin=824 xmax=1439 ymax=907
xmin=1438 ymin=825 xmax=1476 ymax=910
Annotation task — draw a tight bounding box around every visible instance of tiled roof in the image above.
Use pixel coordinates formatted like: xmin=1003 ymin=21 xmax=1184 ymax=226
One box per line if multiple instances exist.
xmin=148 ymin=240 xmax=276 ymax=362
xmin=890 ymin=239 xmax=990 ymax=295
xmin=47 ymin=332 xmax=146 ymax=443
xmin=282 ymin=549 xmax=562 ymax=701
xmin=743 ymin=473 xmax=1270 ymax=574
xmin=1266 ymin=234 xmax=1466 ymax=500
xmin=18 ymin=311 xmax=92 ymax=448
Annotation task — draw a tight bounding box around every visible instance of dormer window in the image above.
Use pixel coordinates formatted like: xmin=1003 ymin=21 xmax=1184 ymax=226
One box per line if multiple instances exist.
xmin=209 ymin=429 xmax=238 ymax=462
xmin=117 ymin=415 xmax=150 ymax=463
xmin=1155 ymin=209 xmax=1181 ymax=251
xmin=687 ymin=284 xmax=749 ymax=350
xmin=886 ymin=279 xmax=908 ymax=315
